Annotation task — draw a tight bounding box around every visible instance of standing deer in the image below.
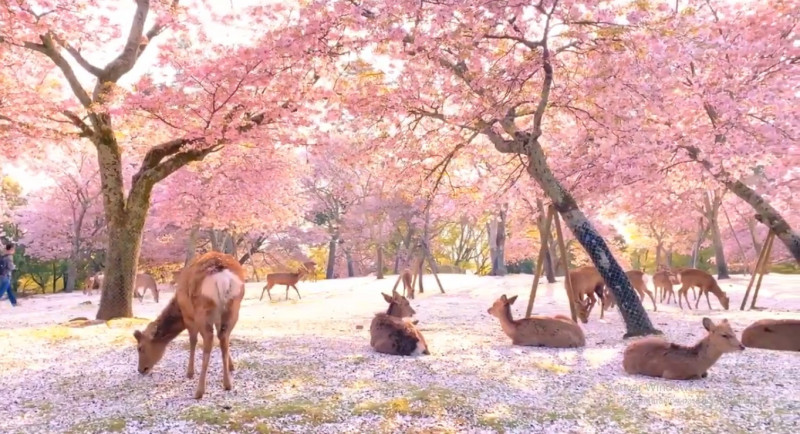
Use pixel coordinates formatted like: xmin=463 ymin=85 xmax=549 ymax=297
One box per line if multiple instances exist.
xmin=741 ymin=318 xmax=800 ymax=352
xmin=370 ymin=291 xmax=429 ymax=356
xmin=487 ymin=294 xmax=585 ymax=348
xmin=602 ymin=270 xmax=658 ymax=312
xmin=400 ymin=268 xmax=414 ymax=299
xmin=260 ymin=262 xmax=314 ymax=301
xmin=133 ymin=252 xmax=246 ymax=399
xmin=676 ymin=268 xmax=730 ymax=310
xmin=653 ymin=269 xmax=680 ymax=304
xmin=84 ymin=272 xmax=103 ymax=296
xmin=569 ymin=266 xmax=606 ymax=323
xmin=623 ymin=317 xmax=744 ymax=380
xmin=135 ymin=273 xmax=160 ymax=303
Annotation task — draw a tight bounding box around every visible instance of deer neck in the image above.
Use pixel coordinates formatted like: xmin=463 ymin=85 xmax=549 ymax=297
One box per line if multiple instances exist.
xmin=690 ymin=337 xmax=724 ymax=372
xmin=152 ymin=298 xmax=187 ymax=344
xmin=386 ymin=302 xmax=401 ymax=318
xmin=495 ymin=305 xmax=519 ymax=339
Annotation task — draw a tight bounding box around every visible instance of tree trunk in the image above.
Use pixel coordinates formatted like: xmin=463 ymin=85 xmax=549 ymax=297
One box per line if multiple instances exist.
xmin=492 ymin=206 xmax=508 ymax=276
xmin=345 ymin=248 xmax=355 ymax=277
xmin=685 ymin=146 xmax=800 ymax=264
xmin=96 ymin=211 xmax=148 ymax=320
xmin=523 ymin=141 xmax=658 ymax=337
xmin=655 ymin=242 xmax=663 ymax=270
xmin=326 ymin=234 xmax=338 ymax=279
xmin=487 ymin=219 xmax=498 ymax=275
xmin=184 ymin=225 xmax=198 ymax=266
xmin=704 ymin=193 xmax=729 ymax=279
xmin=376 ymin=244 xmax=384 ymax=279
xmin=691 ymin=217 xmax=706 ymax=268
xmin=666 ymin=247 xmax=673 ymax=268
xmin=65 ymin=258 xmax=78 ymax=293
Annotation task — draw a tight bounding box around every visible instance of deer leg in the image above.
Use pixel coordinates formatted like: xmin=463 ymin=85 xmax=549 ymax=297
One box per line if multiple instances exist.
xmin=643 ymin=288 xmax=657 ymax=312
xmin=187 ymin=328 xmax=198 ymax=379
xmin=677 ymin=284 xmax=688 ymax=310
xmin=260 ymin=283 xmax=273 ymax=301
xmin=292 ymin=284 xmax=301 ymax=299
xmin=194 ymin=322 xmax=214 ymax=400
xmin=695 ymin=288 xmax=702 ymax=309
xmin=705 ymin=290 xmax=712 ymax=310
xmin=153 ymin=287 xmax=159 ymax=303
xmin=285 ymin=285 xmax=290 ymax=300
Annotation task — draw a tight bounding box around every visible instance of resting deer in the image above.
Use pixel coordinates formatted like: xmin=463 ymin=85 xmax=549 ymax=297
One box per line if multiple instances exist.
xmin=569 ymin=266 xmax=606 ymax=322
xmin=133 ymin=252 xmax=246 ymax=399
xmin=741 ymin=318 xmax=800 ymax=352
xmin=602 ymin=270 xmax=658 ymax=312
xmin=623 ymin=317 xmax=744 ymax=380
xmin=487 ymin=294 xmax=585 ymax=348
xmin=370 ymin=291 xmax=429 ymax=356
xmin=676 ymin=268 xmax=730 ymax=310
xmin=260 ymin=262 xmax=313 ymax=301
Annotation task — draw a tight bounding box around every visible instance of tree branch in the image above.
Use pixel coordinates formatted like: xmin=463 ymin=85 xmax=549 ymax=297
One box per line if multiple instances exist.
xmin=101 ymin=0 xmax=153 ymax=83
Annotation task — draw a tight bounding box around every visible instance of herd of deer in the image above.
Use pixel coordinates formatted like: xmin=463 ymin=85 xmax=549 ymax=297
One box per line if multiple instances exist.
xmin=131 ymin=253 xmax=799 ymax=400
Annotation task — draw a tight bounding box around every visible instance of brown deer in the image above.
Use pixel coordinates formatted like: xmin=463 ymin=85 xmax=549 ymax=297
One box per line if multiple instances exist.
xmin=370 ymin=291 xmax=429 ymax=356
xmin=653 ymin=269 xmax=680 ymax=304
xmin=675 ymin=268 xmax=730 ymax=310
xmin=260 ymin=262 xmax=313 ymax=301
xmin=602 ymin=270 xmax=658 ymax=312
xmin=487 ymin=294 xmax=585 ymax=348
xmin=400 ymin=268 xmax=414 ymax=299
xmin=135 ymin=273 xmax=160 ymax=303
xmin=569 ymin=266 xmax=606 ymax=323
xmin=623 ymin=317 xmax=744 ymax=380
xmin=301 ymin=261 xmax=317 ymax=282
xmin=133 ymin=252 xmax=246 ymax=399
xmin=741 ymin=318 xmax=800 ymax=352
xmin=84 ymin=272 xmax=103 ymax=296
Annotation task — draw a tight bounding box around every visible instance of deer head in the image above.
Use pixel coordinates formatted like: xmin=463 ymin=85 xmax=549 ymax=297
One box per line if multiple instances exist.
xmin=573 ymin=297 xmax=594 ymax=323
xmin=702 ymin=317 xmax=744 ymax=353
xmin=487 ymin=294 xmax=518 ymax=318
xmin=133 ymin=328 xmax=168 ymax=375
xmin=382 ymin=291 xmax=417 ymax=319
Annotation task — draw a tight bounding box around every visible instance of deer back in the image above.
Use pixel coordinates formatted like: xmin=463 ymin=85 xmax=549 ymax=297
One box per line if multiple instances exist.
xmin=741 ymin=319 xmax=800 ymax=352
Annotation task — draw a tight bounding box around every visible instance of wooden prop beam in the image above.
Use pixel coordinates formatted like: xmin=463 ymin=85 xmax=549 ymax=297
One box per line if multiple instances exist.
xmin=749 ymin=231 xmax=775 ymax=310
xmin=740 ymin=230 xmax=775 ymax=310
xmin=525 ymin=205 xmax=577 ymax=322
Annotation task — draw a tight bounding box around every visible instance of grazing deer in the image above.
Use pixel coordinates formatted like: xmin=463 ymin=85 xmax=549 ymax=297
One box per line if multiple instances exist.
xmin=623 ymin=317 xmax=744 ymax=380
xmin=400 ymin=268 xmax=414 ymax=299
xmin=653 ymin=269 xmax=680 ymax=304
xmin=370 ymin=291 xmax=429 ymax=356
xmin=133 ymin=252 xmax=246 ymax=399
xmin=260 ymin=263 xmax=311 ymax=301
xmin=675 ymin=268 xmax=730 ymax=310
xmin=135 ymin=273 xmax=160 ymax=303
xmin=741 ymin=318 xmax=800 ymax=352
xmin=569 ymin=266 xmax=606 ymax=323
xmin=602 ymin=270 xmax=658 ymax=312
xmin=487 ymin=294 xmax=585 ymax=348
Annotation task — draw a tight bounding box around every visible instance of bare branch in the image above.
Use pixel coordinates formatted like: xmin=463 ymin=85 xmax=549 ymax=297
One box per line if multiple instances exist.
xmin=53 ymin=36 xmax=104 ymax=77
xmin=483 ymin=33 xmax=544 ymax=50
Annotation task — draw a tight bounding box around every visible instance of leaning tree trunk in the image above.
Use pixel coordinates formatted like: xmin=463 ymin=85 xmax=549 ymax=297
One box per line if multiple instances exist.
xmin=703 ymin=193 xmax=730 ymax=279
xmin=536 ymin=199 xmax=556 ymax=282
xmin=684 ymin=145 xmax=800 ymax=264
xmin=524 ymin=141 xmax=658 ymax=337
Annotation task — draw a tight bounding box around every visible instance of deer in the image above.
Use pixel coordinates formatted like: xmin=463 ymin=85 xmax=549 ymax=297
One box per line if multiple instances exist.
xmin=84 ymin=272 xmax=103 ymax=296
xmin=487 ymin=294 xmax=585 ymax=348
xmin=370 ymin=291 xmax=429 ymax=356
xmin=260 ymin=262 xmax=314 ymax=301
xmin=133 ymin=251 xmax=245 ymax=400
xmin=301 ymin=261 xmax=317 ymax=282
xmin=602 ymin=270 xmax=658 ymax=313
xmin=168 ymin=270 xmax=182 ymax=290
xmin=653 ymin=268 xmax=681 ymax=304
xmin=622 ymin=317 xmax=744 ymax=380
xmin=569 ymin=266 xmax=607 ymax=323
xmin=135 ymin=273 xmax=160 ymax=303
xmin=400 ymin=268 xmax=414 ymax=299
xmin=675 ymin=268 xmax=730 ymax=310
xmin=740 ymin=318 xmax=800 ymax=352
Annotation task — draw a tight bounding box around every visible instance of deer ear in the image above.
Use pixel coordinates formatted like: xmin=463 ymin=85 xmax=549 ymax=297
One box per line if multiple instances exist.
xmin=500 ymin=294 xmax=507 ymax=301
xmin=133 ymin=330 xmax=143 ymax=341
xmin=507 ymin=295 xmax=518 ymax=305
xmin=702 ymin=317 xmax=714 ymax=331
xmin=382 ymin=292 xmax=393 ymax=303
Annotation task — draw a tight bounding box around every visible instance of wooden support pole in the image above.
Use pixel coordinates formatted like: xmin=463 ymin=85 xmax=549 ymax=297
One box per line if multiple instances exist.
xmin=526 ymin=207 xmax=554 ymax=317
xmin=553 ymin=208 xmax=578 ymax=322
xmin=749 ymin=231 xmax=775 ymax=310
xmin=424 ymin=247 xmax=446 ymax=294
xmin=740 ymin=230 xmax=774 ymax=310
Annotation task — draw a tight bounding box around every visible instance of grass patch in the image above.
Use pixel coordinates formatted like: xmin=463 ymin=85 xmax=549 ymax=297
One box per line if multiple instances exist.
xmin=182 ymin=397 xmax=339 ymax=431
xmin=0 ymin=325 xmax=77 ymax=343
xmin=532 ymin=359 xmax=570 ymax=375
xmin=106 ymin=317 xmax=151 ymax=328
xmin=181 ymin=406 xmax=230 ymax=426
xmin=68 ymin=417 xmax=127 ymax=433
xmin=353 ymin=387 xmax=464 ymax=418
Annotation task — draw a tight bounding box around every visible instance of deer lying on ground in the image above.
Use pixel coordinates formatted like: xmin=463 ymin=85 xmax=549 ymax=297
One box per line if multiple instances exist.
xmin=602 ymin=270 xmax=658 ymax=312
xmin=569 ymin=266 xmax=606 ymax=323
xmin=741 ymin=318 xmax=800 ymax=352
xmin=675 ymin=268 xmax=730 ymax=310
xmin=133 ymin=251 xmax=246 ymax=399
xmin=487 ymin=294 xmax=585 ymax=348
xmin=623 ymin=317 xmax=744 ymax=380
xmin=260 ymin=262 xmax=314 ymax=301
xmin=370 ymin=291 xmax=429 ymax=356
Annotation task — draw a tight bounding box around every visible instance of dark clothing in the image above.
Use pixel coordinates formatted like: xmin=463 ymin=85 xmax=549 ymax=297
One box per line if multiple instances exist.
xmin=0 ymin=253 xmax=12 ymax=277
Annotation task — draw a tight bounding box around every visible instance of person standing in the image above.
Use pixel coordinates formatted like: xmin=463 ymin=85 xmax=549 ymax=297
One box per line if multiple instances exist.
xmin=0 ymin=243 xmax=18 ymax=307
